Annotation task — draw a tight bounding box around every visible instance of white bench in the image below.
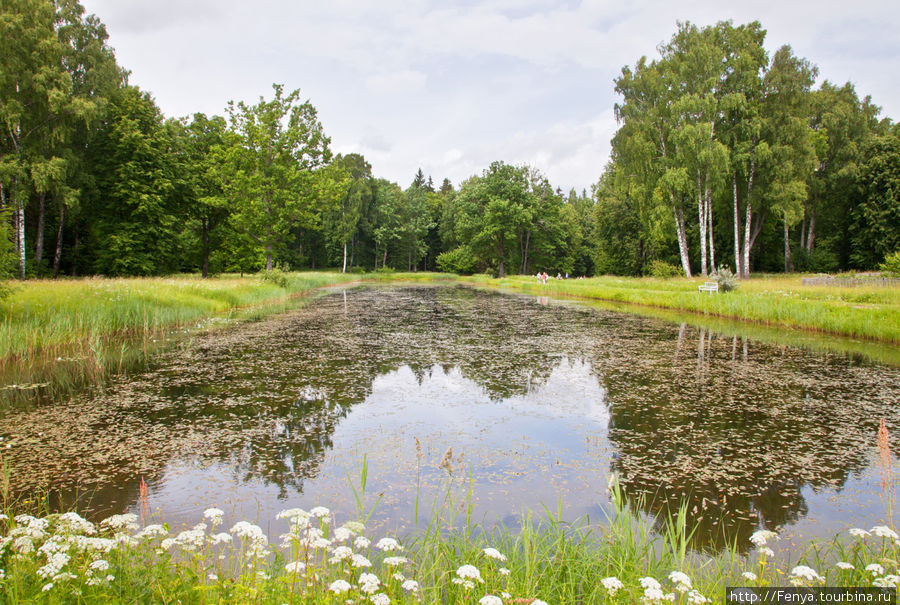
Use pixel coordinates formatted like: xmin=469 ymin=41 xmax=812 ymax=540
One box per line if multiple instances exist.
xmin=698 ymin=281 xmax=719 ymax=293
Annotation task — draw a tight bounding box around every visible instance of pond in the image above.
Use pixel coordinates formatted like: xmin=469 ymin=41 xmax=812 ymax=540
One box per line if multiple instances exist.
xmin=3 ymin=285 xmax=899 ymax=554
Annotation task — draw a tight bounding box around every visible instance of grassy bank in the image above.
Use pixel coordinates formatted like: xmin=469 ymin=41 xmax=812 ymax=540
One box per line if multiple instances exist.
xmin=462 ymin=274 xmax=900 ymax=345
xmin=0 ymin=480 xmax=896 ymax=604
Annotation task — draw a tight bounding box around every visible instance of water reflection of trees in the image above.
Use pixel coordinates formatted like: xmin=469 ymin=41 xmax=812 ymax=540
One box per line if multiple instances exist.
xmin=5 ymin=286 xmax=899 ymax=547
xmin=606 ymin=324 xmax=891 ymax=552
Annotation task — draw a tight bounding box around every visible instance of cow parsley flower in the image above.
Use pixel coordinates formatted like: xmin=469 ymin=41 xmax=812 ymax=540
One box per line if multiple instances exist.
xmin=749 ymin=530 xmax=778 ymax=547
xmin=101 ymin=514 xmax=138 ymax=532
xmin=742 ymin=572 xmax=758 ymax=581
xmin=602 ymin=576 xmax=624 ymax=595
xmin=135 ymin=524 xmax=168 ymax=539
xmin=866 ymin=563 xmax=885 ymax=576
xmin=402 ymin=579 xmax=419 ymax=592
xmin=89 ymin=560 xmax=109 ymax=571
xmin=483 ymin=547 xmax=507 ymax=561
xmin=479 ymin=596 xmax=503 ymax=605
xmin=757 ymin=547 xmax=775 ymax=558
xmin=351 ymin=553 xmax=372 ymax=568
xmin=499 ymin=567 xmax=510 ymax=576
xmin=871 ymin=526 xmax=899 ymax=540
xmin=359 ymin=572 xmax=380 ymax=594
xmin=57 ymin=513 xmax=97 ymax=536
xmin=310 ymin=506 xmax=330 ymax=519
xmin=285 ymin=561 xmax=305 ymax=573
xmin=835 ymin=562 xmax=854 ymax=570
xmin=456 ymin=564 xmax=484 ymax=583
xmin=790 ymin=565 xmax=824 ymax=585
xmin=203 ymin=508 xmax=224 ymax=527
xmin=354 ymin=536 xmax=371 ymax=549
xmin=376 ymin=537 xmax=402 ymax=552
xmin=329 ymin=545 xmax=353 ymax=563
xmin=332 ymin=527 xmax=352 ymax=543
xmin=640 ymin=577 xmax=662 ymax=591
xmin=383 ymin=556 xmax=408 ymax=566
xmin=849 ymin=528 xmax=871 ymax=538
xmin=370 ymin=594 xmax=390 ymax=605
xmin=329 ymin=579 xmax=351 ymax=594
xmin=669 ymin=571 xmax=692 ymax=591
xmin=687 ymin=589 xmax=710 ymax=604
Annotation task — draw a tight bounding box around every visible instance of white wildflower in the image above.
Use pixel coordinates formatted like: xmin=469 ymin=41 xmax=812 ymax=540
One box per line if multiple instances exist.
xmin=89 ymin=559 xmax=109 ymax=571
xmin=499 ymin=567 xmax=510 ymax=576
xmin=452 ymin=578 xmax=476 ymax=590
xmin=211 ymin=532 xmax=231 ymax=545
xmin=757 ymin=547 xmax=775 ymax=557
xmin=640 ymin=577 xmax=662 ymax=591
xmin=479 ymin=596 xmax=503 ymax=605
xmin=329 ymin=546 xmax=353 ymax=563
xmin=203 ymin=508 xmax=224 ymax=527
xmin=343 ymin=521 xmax=365 ymax=535
xmin=836 ymin=562 xmax=854 ymax=570
xmin=383 ymin=556 xmax=408 ymax=566
xmin=329 ymin=579 xmax=351 ymax=594
xmin=392 ymin=571 xmax=405 ymax=581
xmin=42 ymin=582 xmax=53 ymax=592
xmin=849 ymin=528 xmax=871 ymax=538
xmin=402 ymin=579 xmax=419 ymax=592
xmin=332 ymin=527 xmax=352 ymax=543
xmin=501 ymin=592 xmax=511 ymax=600
xmin=354 ymin=536 xmax=371 ymax=549
xmin=351 ymin=553 xmax=372 ymax=568
xmin=532 ymin=601 xmax=549 ymax=605
xmin=370 ymin=594 xmax=390 ymax=605
xmin=106 ymin=574 xmax=114 ymax=582
xmin=789 ymin=565 xmax=824 ymax=584
xmin=742 ymin=571 xmax=758 ymax=581
xmin=57 ymin=513 xmax=97 ymax=535
xmin=100 ymin=514 xmax=138 ymax=532
xmin=882 ymin=575 xmax=900 ymax=588
xmin=359 ymin=572 xmax=380 ymax=594
xmin=285 ymin=561 xmax=305 ymax=573
xmin=669 ymin=571 xmax=692 ymax=591
xmin=310 ymin=506 xmax=330 ymax=519
xmin=871 ymin=526 xmax=899 ymax=540
xmin=135 ymin=524 xmax=168 ymax=539
xmin=602 ymin=576 xmax=625 ymax=595
xmin=456 ymin=564 xmax=484 ymax=583
xmin=208 ymin=573 xmax=218 ymax=581
xmin=749 ymin=529 xmax=778 ymax=547
xmin=874 ymin=578 xmax=889 ymax=588
xmin=276 ymin=508 xmax=309 ymax=525
xmin=52 ymin=572 xmax=76 ymax=582
xmin=160 ymin=538 xmax=176 ymax=550
xmin=866 ymin=563 xmax=885 ymax=576
xmin=376 ymin=537 xmax=403 ymax=552
xmin=37 ymin=552 xmax=70 ymax=579
xmin=483 ymin=547 xmax=507 ymax=561
xmin=687 ymin=589 xmax=710 ymax=604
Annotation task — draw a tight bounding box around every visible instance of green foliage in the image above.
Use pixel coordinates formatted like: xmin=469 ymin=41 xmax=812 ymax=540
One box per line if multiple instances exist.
xmin=793 ymin=245 xmax=840 ymax=273
xmin=259 ymin=267 xmax=289 ymax=288
xmin=648 ymin=260 xmax=681 ymax=278
xmin=436 ymin=246 xmax=478 ymax=274
xmin=880 ymin=251 xmax=900 ymax=275
xmin=710 ymin=264 xmax=739 ymax=291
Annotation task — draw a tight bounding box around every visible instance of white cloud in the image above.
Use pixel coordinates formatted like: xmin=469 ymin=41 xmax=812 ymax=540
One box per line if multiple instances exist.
xmin=81 ymin=0 xmax=900 ymax=192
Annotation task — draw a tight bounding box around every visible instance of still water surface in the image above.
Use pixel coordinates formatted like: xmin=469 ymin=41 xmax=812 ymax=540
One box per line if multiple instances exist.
xmin=4 ymin=286 xmax=899 ymax=552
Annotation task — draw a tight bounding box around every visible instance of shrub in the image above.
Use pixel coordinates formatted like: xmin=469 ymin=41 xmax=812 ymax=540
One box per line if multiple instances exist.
xmin=710 ymin=264 xmax=739 ymax=292
xmin=436 ymin=246 xmax=478 ymax=275
xmin=880 ymin=251 xmax=900 ymax=275
xmin=259 ymin=267 xmax=288 ymax=288
xmin=647 ymin=260 xmax=682 ymax=278
xmin=374 ymin=266 xmax=395 ymax=274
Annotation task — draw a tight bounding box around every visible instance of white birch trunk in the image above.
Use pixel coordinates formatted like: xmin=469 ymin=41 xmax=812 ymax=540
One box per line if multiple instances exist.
xmin=733 ymin=173 xmax=741 ymax=276
xmin=674 ymin=204 xmax=692 ymax=278
xmin=697 ymin=172 xmax=707 ymax=277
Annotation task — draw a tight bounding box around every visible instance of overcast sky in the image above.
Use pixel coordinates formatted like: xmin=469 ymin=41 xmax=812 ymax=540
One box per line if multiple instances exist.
xmin=79 ymin=0 xmax=899 ymax=193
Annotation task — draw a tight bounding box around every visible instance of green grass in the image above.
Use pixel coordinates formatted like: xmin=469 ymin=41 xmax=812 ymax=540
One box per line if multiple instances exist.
xmin=0 ymin=477 xmax=896 ymax=604
xmin=461 ymin=274 xmax=900 ymax=345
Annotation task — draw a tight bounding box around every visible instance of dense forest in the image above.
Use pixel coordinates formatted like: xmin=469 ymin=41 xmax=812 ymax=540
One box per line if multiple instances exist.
xmin=1 ymin=2 xmax=897 ymax=280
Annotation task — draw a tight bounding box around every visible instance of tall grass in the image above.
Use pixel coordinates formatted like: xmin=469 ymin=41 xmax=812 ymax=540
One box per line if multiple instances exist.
xmin=462 ymin=274 xmax=900 ymax=344
xmin=1 ymin=473 xmax=897 ymax=604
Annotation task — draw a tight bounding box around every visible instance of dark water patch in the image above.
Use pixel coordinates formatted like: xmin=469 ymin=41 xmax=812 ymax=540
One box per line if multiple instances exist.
xmin=1 ymin=285 xmax=898 ymax=554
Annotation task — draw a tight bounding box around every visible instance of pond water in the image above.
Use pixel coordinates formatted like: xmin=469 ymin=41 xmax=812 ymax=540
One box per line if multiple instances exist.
xmin=3 ymin=285 xmax=900 ymax=553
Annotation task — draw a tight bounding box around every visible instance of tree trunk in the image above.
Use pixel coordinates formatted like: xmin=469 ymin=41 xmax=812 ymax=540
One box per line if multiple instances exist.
xmin=342 ymin=241 xmax=347 ymax=273
xmin=348 ymin=236 xmax=355 ymax=271
xmin=382 ymin=248 xmax=387 ymax=268
xmin=673 ymin=204 xmax=692 ymax=278
xmin=53 ymin=202 xmax=64 ymax=278
xmin=805 ymin=206 xmax=816 ymax=253
xmin=783 ymin=211 xmax=793 ymax=273
xmin=71 ymin=229 xmax=79 ymax=276
xmin=733 ymin=173 xmax=741 ymax=276
xmin=697 ymin=172 xmax=707 ymax=277
xmin=523 ymin=231 xmax=530 ymax=275
xmin=201 ymin=218 xmax=209 ymax=278
xmin=265 ymin=244 xmax=273 ymax=271
xmin=35 ymin=192 xmax=46 ymax=274
xmin=706 ymin=184 xmax=715 ymax=271
xmin=17 ymin=193 xmax=25 ymax=280
xmin=741 ymin=159 xmax=756 ymax=279
xmin=497 ymin=233 xmax=505 ymax=278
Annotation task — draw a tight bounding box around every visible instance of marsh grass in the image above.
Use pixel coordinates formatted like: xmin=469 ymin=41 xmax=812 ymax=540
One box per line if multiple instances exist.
xmin=462 ymin=274 xmax=900 ymax=344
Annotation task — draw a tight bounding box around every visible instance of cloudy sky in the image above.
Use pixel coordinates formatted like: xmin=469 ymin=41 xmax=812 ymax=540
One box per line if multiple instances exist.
xmin=79 ymin=0 xmax=899 ymax=193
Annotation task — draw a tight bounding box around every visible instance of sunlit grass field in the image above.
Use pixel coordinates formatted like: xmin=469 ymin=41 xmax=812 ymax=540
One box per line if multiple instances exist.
xmin=467 ymin=273 xmax=900 ymax=344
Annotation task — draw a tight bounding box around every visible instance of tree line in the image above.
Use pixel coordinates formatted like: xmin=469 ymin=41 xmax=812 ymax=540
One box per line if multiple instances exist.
xmin=1 ymin=3 xmax=897 ymax=280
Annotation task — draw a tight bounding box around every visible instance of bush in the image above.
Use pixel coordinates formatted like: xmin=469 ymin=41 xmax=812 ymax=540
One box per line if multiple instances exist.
xmin=374 ymin=266 xmax=395 ymax=274
xmin=351 ymin=266 xmax=367 ymax=274
xmin=259 ymin=267 xmax=288 ymax=288
xmin=793 ymin=246 xmax=840 ymax=273
xmin=880 ymin=251 xmax=900 ymax=275
xmin=647 ymin=260 xmax=682 ymax=278
xmin=710 ymin=264 xmax=738 ymax=292
xmin=436 ymin=246 xmax=478 ymax=275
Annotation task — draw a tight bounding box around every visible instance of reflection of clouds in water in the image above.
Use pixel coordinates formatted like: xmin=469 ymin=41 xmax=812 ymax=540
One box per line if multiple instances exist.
xmin=508 ymin=358 xmax=607 ymax=424
xmin=340 ymin=358 xmax=608 ymax=430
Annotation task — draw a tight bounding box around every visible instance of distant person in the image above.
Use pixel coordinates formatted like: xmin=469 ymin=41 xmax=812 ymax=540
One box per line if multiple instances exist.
xmin=556 ymin=272 xmax=562 ymax=280
xmin=542 ymin=272 xmax=549 ymax=284
xmin=536 ymin=272 xmax=541 ymax=283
